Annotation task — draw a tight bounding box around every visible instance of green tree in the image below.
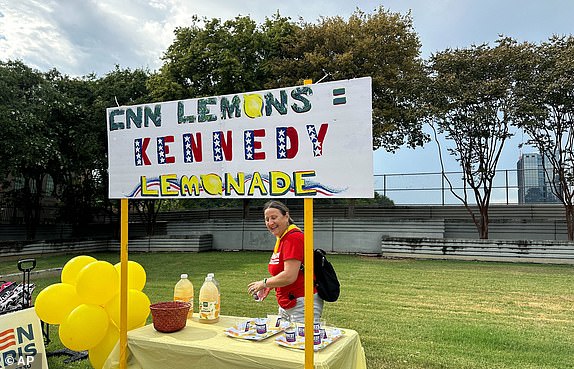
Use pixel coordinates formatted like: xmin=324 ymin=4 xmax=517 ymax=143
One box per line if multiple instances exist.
xmin=148 ymin=8 xmax=428 ymax=152
xmin=513 ymin=36 xmax=574 ymax=240
xmin=0 ymin=63 xmax=117 ymax=233
xmin=272 ymin=7 xmax=428 ymax=151
xmin=0 ymin=61 xmax=59 ymax=238
xmin=147 ymin=15 xmax=292 ymax=101
xmin=43 ymin=70 xmax=110 ymax=227
xmin=428 ymin=38 xmax=524 ymax=239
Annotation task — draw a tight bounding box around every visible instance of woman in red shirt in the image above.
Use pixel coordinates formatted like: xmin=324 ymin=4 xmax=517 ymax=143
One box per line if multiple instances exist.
xmin=247 ymin=201 xmax=324 ymax=323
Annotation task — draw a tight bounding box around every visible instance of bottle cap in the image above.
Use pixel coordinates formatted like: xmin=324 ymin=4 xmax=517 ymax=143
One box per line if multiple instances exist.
xmin=207 ymin=273 xmax=214 ymax=278
xmin=181 ymin=273 xmax=188 ymax=279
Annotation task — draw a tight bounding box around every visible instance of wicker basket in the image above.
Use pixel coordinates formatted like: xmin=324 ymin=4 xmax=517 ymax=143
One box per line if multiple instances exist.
xmin=150 ymin=301 xmax=191 ymax=333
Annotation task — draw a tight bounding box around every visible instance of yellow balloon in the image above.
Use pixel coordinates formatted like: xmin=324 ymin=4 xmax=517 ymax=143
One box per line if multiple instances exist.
xmin=61 ymin=255 xmax=97 ymax=285
xmin=105 ymin=289 xmax=150 ymax=331
xmin=113 ymin=260 xmax=146 ymax=291
xmin=243 ymin=93 xmax=263 ymax=118
xmin=34 ymin=283 xmax=82 ymax=324
xmin=88 ymin=325 xmax=119 ymax=369
xmin=59 ymin=304 xmax=109 ymax=351
xmin=76 ymin=261 xmax=119 ymax=305
xmin=134 ymin=319 xmax=148 ymax=329
xmin=201 ymin=173 xmax=222 ymax=195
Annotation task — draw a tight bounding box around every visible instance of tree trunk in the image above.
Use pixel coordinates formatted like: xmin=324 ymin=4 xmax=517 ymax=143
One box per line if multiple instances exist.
xmin=146 ymin=200 xmax=159 ymax=236
xmin=565 ymin=204 xmax=574 ymax=241
xmin=242 ymin=199 xmax=251 ymax=219
xmin=23 ymin=175 xmax=44 ymax=240
xmin=479 ymin=209 xmax=489 ymax=239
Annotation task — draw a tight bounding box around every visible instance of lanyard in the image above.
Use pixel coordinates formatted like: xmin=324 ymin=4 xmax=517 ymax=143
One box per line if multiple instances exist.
xmin=273 ymin=224 xmax=300 ymax=253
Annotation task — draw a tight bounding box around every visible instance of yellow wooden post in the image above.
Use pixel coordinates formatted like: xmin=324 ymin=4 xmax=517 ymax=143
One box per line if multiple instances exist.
xmin=303 ymin=79 xmax=314 ymax=369
xmin=120 ymin=198 xmax=129 ymax=369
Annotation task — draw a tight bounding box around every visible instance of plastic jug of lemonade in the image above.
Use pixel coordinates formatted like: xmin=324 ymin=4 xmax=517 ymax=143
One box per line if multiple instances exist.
xmin=199 ymin=276 xmax=219 ymax=323
xmin=173 ymin=273 xmax=194 ymax=318
xmin=207 ymin=273 xmax=221 ymax=319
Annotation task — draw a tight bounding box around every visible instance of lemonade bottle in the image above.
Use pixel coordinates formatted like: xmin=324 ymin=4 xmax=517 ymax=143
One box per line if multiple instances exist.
xmin=173 ymin=273 xmax=194 ymax=319
xmin=198 ymin=276 xmax=219 ymax=323
xmin=207 ymin=273 xmax=221 ymax=319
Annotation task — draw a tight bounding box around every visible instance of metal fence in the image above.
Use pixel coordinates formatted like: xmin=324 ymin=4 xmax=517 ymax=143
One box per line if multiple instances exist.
xmin=374 ymin=168 xmax=560 ymax=206
xmin=0 ymin=169 xmax=562 ymax=224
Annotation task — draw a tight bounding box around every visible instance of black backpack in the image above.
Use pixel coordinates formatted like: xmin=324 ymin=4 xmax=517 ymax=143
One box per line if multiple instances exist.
xmin=313 ymin=249 xmax=340 ymax=302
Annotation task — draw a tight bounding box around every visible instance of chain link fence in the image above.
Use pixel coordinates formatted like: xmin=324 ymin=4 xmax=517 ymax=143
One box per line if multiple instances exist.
xmin=375 ymin=168 xmax=559 ymax=205
xmin=0 ymin=169 xmax=561 ymax=223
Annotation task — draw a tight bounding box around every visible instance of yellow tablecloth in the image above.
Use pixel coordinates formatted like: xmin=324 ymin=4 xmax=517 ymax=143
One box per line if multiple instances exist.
xmin=104 ymin=315 xmax=366 ymax=369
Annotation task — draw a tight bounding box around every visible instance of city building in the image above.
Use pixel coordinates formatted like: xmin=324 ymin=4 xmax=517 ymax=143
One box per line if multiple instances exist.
xmin=517 ymin=153 xmax=559 ymax=204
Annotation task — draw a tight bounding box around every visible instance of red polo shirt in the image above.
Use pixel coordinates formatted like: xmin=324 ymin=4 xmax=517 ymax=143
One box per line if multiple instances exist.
xmin=268 ymin=228 xmax=306 ymax=309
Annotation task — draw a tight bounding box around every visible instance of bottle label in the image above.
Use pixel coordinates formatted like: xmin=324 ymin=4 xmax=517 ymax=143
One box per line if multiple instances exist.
xmin=199 ymin=301 xmax=217 ymax=320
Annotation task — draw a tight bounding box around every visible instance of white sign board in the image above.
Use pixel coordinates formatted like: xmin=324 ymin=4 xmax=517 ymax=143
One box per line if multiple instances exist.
xmin=0 ymin=308 xmax=48 ymax=369
xmin=107 ymin=77 xmax=373 ymax=199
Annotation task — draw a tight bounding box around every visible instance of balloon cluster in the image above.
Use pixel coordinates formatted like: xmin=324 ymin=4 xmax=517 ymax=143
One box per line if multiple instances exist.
xmin=35 ymin=255 xmax=150 ymax=369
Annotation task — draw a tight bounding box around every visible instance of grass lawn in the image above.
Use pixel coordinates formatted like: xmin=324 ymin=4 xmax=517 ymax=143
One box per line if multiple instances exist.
xmin=1 ymin=252 xmax=573 ymax=369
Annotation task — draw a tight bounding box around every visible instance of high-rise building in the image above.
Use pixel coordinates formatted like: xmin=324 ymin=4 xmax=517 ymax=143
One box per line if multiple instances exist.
xmin=517 ymin=153 xmax=559 ymax=203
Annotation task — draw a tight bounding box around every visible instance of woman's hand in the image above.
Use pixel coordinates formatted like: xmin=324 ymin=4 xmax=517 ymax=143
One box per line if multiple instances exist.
xmin=247 ymin=280 xmax=266 ymax=295
xmin=247 ymin=259 xmax=301 ymax=295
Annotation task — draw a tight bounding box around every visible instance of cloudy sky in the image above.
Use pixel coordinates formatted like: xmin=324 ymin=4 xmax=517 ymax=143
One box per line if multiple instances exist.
xmin=2 ymin=0 xmax=572 ymax=77
xmin=1 ymin=0 xmax=573 ymax=202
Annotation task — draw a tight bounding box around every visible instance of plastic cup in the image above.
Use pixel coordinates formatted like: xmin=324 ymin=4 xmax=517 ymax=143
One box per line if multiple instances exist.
xmin=238 ymin=321 xmax=250 ymax=332
xmin=313 ymin=321 xmax=320 ymax=333
xmin=297 ymin=324 xmax=305 ymax=337
xmin=320 ymin=319 xmax=327 ymax=339
xmin=255 ymin=318 xmax=267 ymax=334
xmin=285 ymin=326 xmax=296 ymax=343
xmin=313 ymin=331 xmax=322 ymax=345
xmin=267 ymin=315 xmax=281 ymax=329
